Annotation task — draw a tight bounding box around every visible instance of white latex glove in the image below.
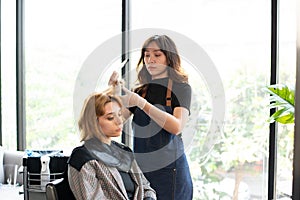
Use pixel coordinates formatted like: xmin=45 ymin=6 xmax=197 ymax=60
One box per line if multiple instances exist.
xmin=120 ymin=86 xmax=147 ymax=109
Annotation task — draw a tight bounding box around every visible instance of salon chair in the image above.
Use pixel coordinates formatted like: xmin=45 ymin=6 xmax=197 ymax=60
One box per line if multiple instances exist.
xmin=45 ymin=174 xmax=75 ymax=200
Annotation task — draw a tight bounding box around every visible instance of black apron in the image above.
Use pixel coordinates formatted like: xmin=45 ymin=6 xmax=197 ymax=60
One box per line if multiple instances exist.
xmin=132 ymin=79 xmax=193 ymax=200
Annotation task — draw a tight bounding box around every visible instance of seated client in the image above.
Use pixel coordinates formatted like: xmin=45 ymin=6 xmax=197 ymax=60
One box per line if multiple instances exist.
xmin=67 ymin=90 xmax=157 ymax=200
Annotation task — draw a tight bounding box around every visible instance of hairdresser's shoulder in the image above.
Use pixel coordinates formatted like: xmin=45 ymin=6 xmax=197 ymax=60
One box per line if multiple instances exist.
xmin=173 ymin=80 xmax=191 ymax=91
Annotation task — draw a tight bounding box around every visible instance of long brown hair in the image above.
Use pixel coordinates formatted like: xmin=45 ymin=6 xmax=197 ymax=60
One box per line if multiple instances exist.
xmin=135 ymin=35 xmax=188 ymax=93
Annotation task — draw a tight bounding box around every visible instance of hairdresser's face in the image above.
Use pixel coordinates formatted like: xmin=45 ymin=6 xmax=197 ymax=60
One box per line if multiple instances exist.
xmin=97 ymin=102 xmax=123 ymax=142
xmin=144 ymin=41 xmax=168 ymax=80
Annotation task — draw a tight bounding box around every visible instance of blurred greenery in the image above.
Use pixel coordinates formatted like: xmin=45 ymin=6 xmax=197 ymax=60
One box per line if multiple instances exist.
xmin=26 ymin=55 xmax=79 ymax=151
xmin=189 ymin=68 xmax=293 ymax=199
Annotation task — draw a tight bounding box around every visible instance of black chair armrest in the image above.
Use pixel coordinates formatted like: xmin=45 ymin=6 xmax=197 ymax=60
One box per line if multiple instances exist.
xmin=46 ymin=177 xmax=75 ymax=200
xmin=46 ymin=178 xmax=63 ymax=200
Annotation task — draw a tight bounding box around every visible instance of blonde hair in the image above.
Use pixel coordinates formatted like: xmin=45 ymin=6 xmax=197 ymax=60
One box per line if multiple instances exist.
xmin=78 ymin=88 xmax=122 ymax=141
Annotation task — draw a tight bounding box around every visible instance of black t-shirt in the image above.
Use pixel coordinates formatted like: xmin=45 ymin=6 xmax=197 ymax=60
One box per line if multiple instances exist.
xmin=129 ymin=77 xmax=192 ymax=114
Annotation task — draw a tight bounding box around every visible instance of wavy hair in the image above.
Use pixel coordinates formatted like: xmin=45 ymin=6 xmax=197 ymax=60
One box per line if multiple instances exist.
xmin=135 ymin=35 xmax=188 ymax=93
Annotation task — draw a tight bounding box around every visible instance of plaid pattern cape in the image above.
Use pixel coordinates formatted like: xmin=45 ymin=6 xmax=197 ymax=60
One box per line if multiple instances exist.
xmin=68 ymin=145 xmax=156 ymax=200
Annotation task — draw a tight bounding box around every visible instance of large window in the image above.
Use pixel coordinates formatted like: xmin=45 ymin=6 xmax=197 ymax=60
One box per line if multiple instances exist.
xmin=131 ymin=0 xmax=271 ymax=199
xmin=1 ymin=0 xmax=17 ymax=150
xmin=276 ymin=0 xmax=296 ymax=198
xmin=24 ymin=0 xmax=121 ymax=153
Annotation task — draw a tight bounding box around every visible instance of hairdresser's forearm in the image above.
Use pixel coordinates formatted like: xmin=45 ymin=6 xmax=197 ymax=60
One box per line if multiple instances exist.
xmin=141 ymin=102 xmax=188 ymax=135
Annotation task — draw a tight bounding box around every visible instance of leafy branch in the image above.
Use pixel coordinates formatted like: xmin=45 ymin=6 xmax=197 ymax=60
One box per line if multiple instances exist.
xmin=263 ymin=84 xmax=295 ymax=124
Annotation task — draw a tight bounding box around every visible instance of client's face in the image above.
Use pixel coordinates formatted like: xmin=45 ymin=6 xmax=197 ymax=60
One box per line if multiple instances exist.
xmin=97 ymin=101 xmax=123 ymax=139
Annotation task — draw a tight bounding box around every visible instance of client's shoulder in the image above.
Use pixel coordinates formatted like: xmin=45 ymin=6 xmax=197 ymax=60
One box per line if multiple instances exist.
xmin=68 ymin=145 xmax=95 ymax=171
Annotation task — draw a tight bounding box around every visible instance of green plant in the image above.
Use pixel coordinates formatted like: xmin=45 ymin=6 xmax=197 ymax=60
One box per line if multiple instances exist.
xmin=263 ymin=84 xmax=295 ymax=124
